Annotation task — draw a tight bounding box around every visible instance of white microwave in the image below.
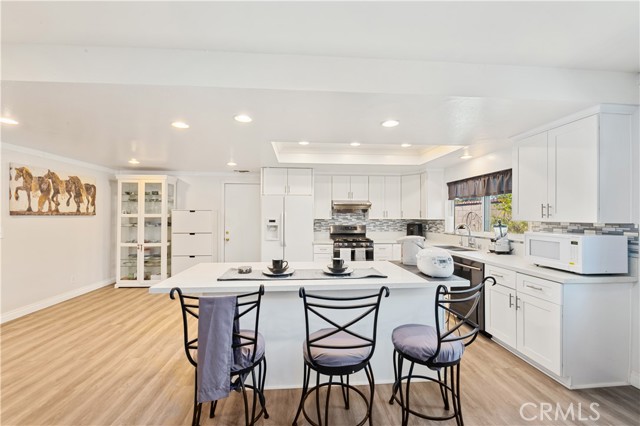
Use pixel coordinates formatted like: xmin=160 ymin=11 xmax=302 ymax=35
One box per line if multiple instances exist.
xmin=524 ymin=232 xmax=628 ymax=274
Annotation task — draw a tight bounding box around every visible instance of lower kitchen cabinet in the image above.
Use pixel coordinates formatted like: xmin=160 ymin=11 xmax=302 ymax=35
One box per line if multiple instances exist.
xmin=487 ymin=283 xmax=517 ymax=348
xmin=313 ymin=244 xmax=333 ymax=262
xmin=374 ymin=243 xmax=401 ymax=261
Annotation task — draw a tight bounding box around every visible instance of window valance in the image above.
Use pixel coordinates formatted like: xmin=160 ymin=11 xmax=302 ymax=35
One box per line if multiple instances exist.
xmin=447 ymin=169 xmax=512 ymax=200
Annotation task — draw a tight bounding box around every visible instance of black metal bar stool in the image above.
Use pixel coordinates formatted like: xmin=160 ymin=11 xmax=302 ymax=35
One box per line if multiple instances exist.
xmin=170 ymin=285 xmax=269 ymax=426
xmin=389 ymin=277 xmax=492 ymax=426
xmin=292 ymin=286 xmax=390 ymax=426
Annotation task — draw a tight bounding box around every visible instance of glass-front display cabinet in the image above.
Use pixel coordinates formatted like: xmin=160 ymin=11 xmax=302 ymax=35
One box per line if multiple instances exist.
xmin=116 ymin=175 xmax=176 ymax=287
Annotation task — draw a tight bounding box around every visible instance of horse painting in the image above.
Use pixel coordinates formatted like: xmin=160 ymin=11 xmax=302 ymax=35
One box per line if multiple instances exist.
xmin=10 ymin=163 xmax=97 ymax=216
xmin=13 ymin=167 xmax=34 ymax=212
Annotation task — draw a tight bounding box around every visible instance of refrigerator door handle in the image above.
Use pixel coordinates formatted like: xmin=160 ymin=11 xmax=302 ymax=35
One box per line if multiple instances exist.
xmin=280 ymin=212 xmax=285 ymax=247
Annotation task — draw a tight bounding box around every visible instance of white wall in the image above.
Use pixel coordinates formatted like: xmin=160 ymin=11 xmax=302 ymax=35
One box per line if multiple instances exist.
xmin=1 ymin=144 xmax=115 ymax=322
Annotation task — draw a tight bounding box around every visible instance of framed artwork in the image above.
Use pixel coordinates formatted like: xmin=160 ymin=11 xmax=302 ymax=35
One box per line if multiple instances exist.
xmin=9 ymin=163 xmax=96 ymax=216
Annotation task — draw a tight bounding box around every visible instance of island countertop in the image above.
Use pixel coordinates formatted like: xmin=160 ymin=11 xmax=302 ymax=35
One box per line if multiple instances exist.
xmin=149 ymin=260 xmax=469 ymax=294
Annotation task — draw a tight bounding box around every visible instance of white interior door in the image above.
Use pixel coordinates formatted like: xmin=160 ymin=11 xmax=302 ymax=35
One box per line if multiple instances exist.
xmin=224 ymin=183 xmax=261 ymax=262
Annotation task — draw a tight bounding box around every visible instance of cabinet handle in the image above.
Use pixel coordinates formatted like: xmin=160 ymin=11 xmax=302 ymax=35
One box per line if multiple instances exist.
xmin=526 ymin=284 xmax=543 ymax=291
xmin=189 ymin=210 xmax=196 ymax=213
xmin=189 ymin=255 xmax=195 ymax=258
xmin=516 ymin=296 xmax=521 ymax=310
xmin=541 ymin=203 xmax=546 ymax=218
xmin=453 ymin=262 xmax=482 ymax=272
xmin=547 ymin=204 xmax=552 ymax=218
xmin=189 ymin=233 xmax=195 ymax=236
xmin=491 ymin=273 xmax=504 ymax=278
xmin=508 ymin=293 xmax=513 ymax=308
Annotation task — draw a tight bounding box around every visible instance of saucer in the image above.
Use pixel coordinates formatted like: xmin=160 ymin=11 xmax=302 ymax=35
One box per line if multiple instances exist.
xmin=263 ymin=268 xmax=295 ymax=277
xmin=326 ymin=264 xmax=348 ymax=273
xmin=268 ymin=266 xmax=289 ymax=274
xmin=322 ymin=267 xmax=354 ymax=276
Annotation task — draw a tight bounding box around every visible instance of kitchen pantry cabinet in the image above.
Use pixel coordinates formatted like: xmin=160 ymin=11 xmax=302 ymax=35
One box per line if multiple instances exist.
xmin=313 ymin=175 xmax=332 ymax=219
xmin=513 ymin=105 xmax=636 ymax=223
xmin=401 ymin=175 xmax=421 ymax=219
xmin=368 ymin=176 xmax=401 ymax=219
xmin=172 ymin=210 xmax=214 ymax=274
xmin=262 ymin=168 xmax=313 ymax=196
xmin=332 ymin=175 xmax=368 ymax=200
xmin=116 ymin=175 xmax=176 ymax=288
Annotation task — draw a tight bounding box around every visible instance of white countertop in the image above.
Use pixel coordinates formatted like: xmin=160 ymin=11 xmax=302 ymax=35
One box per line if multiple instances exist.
xmin=149 ymin=261 xmax=469 ymax=294
xmin=427 ymin=244 xmax=637 ymax=284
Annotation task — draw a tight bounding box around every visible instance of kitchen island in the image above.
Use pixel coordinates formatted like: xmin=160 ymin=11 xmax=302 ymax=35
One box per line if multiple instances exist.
xmin=150 ymin=261 xmax=469 ymax=388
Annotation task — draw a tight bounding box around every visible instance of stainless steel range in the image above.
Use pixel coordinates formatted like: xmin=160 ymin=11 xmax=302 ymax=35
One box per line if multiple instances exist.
xmin=330 ymin=225 xmax=374 ymax=261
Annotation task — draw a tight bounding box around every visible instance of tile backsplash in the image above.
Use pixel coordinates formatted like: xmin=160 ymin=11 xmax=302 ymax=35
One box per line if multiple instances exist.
xmin=530 ymin=222 xmax=639 ymax=255
xmin=314 ymin=212 xmax=445 ymax=234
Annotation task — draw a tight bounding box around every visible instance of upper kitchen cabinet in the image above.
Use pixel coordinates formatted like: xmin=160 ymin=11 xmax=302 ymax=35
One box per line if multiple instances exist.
xmin=513 ymin=105 xmax=637 ymax=223
xmin=421 ymin=170 xmax=445 ymax=220
xmin=401 ymin=174 xmax=421 ymax=219
xmin=332 ymin=175 xmax=369 ymax=200
xmin=116 ymin=175 xmax=176 ymax=288
xmin=368 ymin=176 xmax=401 ymax=219
xmin=262 ymin=167 xmax=313 ymax=196
xmin=313 ymin=175 xmax=332 ymax=219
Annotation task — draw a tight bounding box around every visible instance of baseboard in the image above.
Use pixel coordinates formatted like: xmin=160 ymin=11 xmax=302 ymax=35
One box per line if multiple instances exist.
xmin=0 ymin=278 xmax=115 ymax=324
xmin=630 ymin=370 xmax=640 ymax=389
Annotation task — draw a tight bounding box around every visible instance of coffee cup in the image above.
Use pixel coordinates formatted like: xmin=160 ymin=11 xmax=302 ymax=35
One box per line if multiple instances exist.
xmin=331 ymin=258 xmax=345 ymax=270
xmin=272 ymin=259 xmax=288 ymax=271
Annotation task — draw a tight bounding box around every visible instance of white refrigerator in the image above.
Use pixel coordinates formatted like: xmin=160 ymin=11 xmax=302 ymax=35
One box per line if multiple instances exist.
xmin=261 ymin=195 xmax=314 ymax=262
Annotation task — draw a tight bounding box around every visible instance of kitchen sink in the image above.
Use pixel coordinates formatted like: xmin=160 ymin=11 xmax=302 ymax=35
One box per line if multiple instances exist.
xmin=433 ymin=245 xmax=475 ymax=252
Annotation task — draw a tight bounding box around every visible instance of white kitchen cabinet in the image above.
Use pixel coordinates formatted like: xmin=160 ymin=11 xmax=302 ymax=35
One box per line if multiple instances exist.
xmin=313 ymin=175 xmax=332 ymax=219
xmin=513 ymin=106 xmax=636 ymax=223
xmin=401 ymin=174 xmax=421 ymax=219
xmin=332 ymin=175 xmax=368 ymax=200
xmin=368 ymin=176 xmax=401 ymax=219
xmin=262 ymin=168 xmax=313 ymax=196
xmin=374 ymin=243 xmax=401 ymax=261
xmin=172 ymin=210 xmax=215 ymax=274
xmin=313 ymin=244 xmax=333 ymax=262
xmin=420 ymin=170 xmax=445 ymax=220
xmin=116 ymin=175 xmax=176 ymax=287
xmin=487 ymin=283 xmax=517 ymax=348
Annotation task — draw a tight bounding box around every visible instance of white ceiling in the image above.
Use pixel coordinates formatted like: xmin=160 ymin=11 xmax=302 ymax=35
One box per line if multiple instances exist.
xmin=1 ymin=1 xmax=638 ymax=173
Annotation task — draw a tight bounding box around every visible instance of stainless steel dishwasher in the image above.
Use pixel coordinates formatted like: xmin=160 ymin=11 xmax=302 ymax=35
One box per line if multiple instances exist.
xmin=450 ymin=256 xmax=488 ymax=336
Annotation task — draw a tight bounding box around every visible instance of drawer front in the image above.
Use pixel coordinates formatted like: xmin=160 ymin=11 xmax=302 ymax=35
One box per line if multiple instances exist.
xmin=485 ymin=265 xmax=517 ymax=289
xmin=172 ymin=255 xmax=213 ymax=275
xmin=172 ymin=210 xmax=213 ymax=233
xmin=313 ymin=244 xmax=333 ymax=255
xmin=517 ymin=273 xmax=562 ymax=305
xmin=313 ymin=253 xmax=332 ymax=262
xmin=173 ymin=233 xmax=213 ymax=256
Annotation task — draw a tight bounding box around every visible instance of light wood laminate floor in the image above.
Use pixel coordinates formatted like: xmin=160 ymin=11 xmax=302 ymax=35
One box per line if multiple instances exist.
xmin=1 ymin=286 xmax=639 ymax=426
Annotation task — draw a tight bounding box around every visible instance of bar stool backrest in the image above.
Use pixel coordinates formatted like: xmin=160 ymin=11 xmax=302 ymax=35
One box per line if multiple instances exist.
xmin=299 ymin=286 xmax=390 ymax=369
xmin=170 ymin=285 xmax=265 ymax=367
xmin=430 ymin=277 xmax=494 ymax=364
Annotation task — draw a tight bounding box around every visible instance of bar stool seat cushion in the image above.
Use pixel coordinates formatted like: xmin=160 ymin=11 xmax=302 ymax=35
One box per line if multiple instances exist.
xmin=232 ymin=330 xmax=265 ymax=371
xmin=392 ymin=324 xmax=464 ymax=365
xmin=303 ymin=328 xmax=371 ymax=367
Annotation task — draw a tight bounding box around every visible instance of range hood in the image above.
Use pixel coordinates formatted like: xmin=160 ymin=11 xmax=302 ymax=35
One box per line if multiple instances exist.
xmin=332 ymin=200 xmax=372 ymax=212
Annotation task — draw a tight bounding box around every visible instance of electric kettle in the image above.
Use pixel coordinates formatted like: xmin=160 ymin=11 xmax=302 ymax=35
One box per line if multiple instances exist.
xmin=397 ymin=235 xmax=426 ymax=265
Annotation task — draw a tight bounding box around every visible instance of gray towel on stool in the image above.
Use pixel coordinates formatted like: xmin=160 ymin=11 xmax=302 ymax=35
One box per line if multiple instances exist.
xmin=197 ymin=295 xmax=238 ymax=403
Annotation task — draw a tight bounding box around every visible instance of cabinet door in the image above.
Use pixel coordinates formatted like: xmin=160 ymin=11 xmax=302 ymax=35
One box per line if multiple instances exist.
xmin=401 ymin=175 xmax=421 ymax=219
xmin=374 ymin=244 xmax=392 ymax=261
xmin=384 ymin=176 xmax=402 ymax=219
xmin=513 ymin=132 xmax=548 ymax=221
xmin=392 ymin=243 xmax=402 ymax=261
xmin=332 ymin=176 xmax=351 ymax=200
xmin=550 ymin=115 xmax=598 ymax=222
xmin=487 ymin=284 xmax=517 ymax=348
xmin=516 ymin=293 xmax=562 ymax=375
xmin=262 ymin=168 xmax=288 ymax=195
xmin=350 ymin=176 xmax=369 ymax=200
xmin=313 ymin=175 xmax=332 ymax=219
xmin=421 ymin=171 xmax=445 ymax=219
xmin=287 ymin=168 xmax=313 ymax=195
xmin=368 ymin=176 xmax=386 ymax=219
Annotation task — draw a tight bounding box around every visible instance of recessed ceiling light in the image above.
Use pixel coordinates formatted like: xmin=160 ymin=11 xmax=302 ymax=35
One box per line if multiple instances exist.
xmin=0 ymin=117 xmax=19 ymax=125
xmin=171 ymin=121 xmax=190 ymax=129
xmin=298 ymin=141 xmax=310 ymax=145
xmin=128 ymin=158 xmax=140 ymax=165
xmin=401 ymin=143 xmax=412 ymax=148
xmin=350 ymin=142 xmax=361 ymax=147
xmin=227 ymin=161 xmax=237 ymax=166
xmin=381 ymin=119 xmax=399 ymax=128
xmin=460 ymin=154 xmax=473 ymax=160
xmin=234 ymin=114 xmax=253 ymax=123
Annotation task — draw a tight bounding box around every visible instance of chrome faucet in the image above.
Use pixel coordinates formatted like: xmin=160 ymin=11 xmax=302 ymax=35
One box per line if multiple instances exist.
xmin=456 ymin=223 xmax=475 ymax=248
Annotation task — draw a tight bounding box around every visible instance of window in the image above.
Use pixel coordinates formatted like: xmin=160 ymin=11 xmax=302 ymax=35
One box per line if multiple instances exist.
xmin=453 ymin=193 xmax=528 ymax=234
